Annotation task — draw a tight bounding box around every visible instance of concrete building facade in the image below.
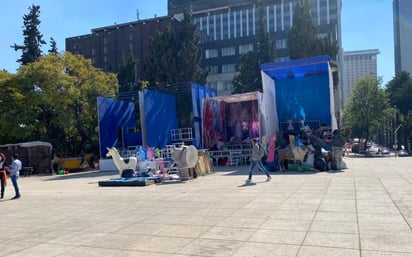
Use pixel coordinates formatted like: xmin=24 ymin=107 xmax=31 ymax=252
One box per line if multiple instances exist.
xmin=342 ymin=49 xmax=380 ymax=107
xmin=65 ymin=16 xmax=179 ymax=74
xmin=168 ymin=0 xmax=343 ymax=95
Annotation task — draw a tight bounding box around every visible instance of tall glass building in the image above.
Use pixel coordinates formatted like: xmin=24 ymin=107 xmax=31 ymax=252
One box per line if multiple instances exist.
xmin=393 ymin=0 xmax=412 ymax=75
xmin=169 ymin=0 xmax=343 ymax=95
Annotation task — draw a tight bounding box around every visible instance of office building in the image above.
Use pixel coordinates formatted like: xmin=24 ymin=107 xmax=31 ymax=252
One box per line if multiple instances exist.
xmin=168 ymin=0 xmax=343 ymax=95
xmin=393 ymin=0 xmax=412 ymax=75
xmin=66 ymin=16 xmax=179 ymax=74
xmin=342 ymin=49 xmax=380 ymax=107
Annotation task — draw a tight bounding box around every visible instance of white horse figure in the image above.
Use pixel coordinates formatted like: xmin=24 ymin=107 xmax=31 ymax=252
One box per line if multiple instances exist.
xmin=106 ymin=147 xmax=137 ymax=176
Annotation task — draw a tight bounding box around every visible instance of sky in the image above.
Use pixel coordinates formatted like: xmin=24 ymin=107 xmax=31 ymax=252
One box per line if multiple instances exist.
xmin=0 ymin=0 xmax=395 ymax=85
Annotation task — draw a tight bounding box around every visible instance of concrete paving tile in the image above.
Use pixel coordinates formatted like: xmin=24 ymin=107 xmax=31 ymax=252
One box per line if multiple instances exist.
xmin=318 ymin=203 xmax=357 ymax=212
xmin=231 ymin=242 xmax=299 ymax=257
xmin=297 ymin=245 xmax=360 ymax=257
xmin=359 ymin=222 xmax=412 ymax=235
xmin=240 ymin=201 xmax=283 ymax=210
xmin=139 ymin=214 xmax=184 ymax=225
xmin=155 ymin=224 xmax=211 ymax=238
xmin=45 ymin=231 xmax=108 ymax=246
xmin=362 ymin=250 xmax=412 ymax=257
xmin=261 ymin=218 xmax=312 ymax=231
xmin=357 ymin=205 xmax=401 ymax=214
xmin=358 ymin=213 xmax=407 ymax=224
xmin=116 ymin=222 xmax=169 ymax=236
xmin=216 ymin=216 xmax=267 ymax=229
xmin=361 ymin=234 xmax=412 ymax=253
xmin=313 ymin=211 xmax=357 ymax=222
xmin=176 ymin=238 xmax=242 ymax=257
xmin=175 ymin=215 xmax=225 ymax=226
xmin=55 ymin=246 xmax=128 ymax=257
xmin=278 ymin=203 xmax=320 ymax=211
xmin=5 ymin=243 xmax=76 ymax=257
xmin=126 ymin=235 xmax=193 ymax=253
xmin=121 ymin=250 xmax=174 ymax=257
xmin=309 ymin=220 xmax=359 ymax=234
xmin=81 ymin=233 xmax=149 ymax=250
xmin=199 ymin=226 xmax=256 ymax=241
xmin=0 ymin=241 xmax=39 ymax=257
xmin=231 ymin=209 xmax=274 ymax=219
xmin=270 ymin=210 xmax=316 ymax=220
xmin=248 ymin=228 xmax=306 ymax=245
xmin=303 ymin=231 xmax=359 ymax=249
xmin=80 ymin=221 xmax=132 ymax=233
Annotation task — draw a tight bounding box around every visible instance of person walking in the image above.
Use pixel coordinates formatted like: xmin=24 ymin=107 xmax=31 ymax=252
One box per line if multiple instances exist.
xmin=0 ymin=153 xmax=8 ymax=199
xmin=9 ymin=153 xmax=22 ymax=200
xmin=246 ymin=138 xmax=272 ymax=183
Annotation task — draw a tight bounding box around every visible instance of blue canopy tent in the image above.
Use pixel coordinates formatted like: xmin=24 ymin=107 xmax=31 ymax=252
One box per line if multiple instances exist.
xmin=260 ymin=55 xmax=338 ymax=136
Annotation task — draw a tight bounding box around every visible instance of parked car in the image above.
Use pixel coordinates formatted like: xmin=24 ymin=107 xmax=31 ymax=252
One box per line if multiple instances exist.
xmin=397 ymin=149 xmax=409 ymax=157
xmin=365 ymin=144 xmax=390 ymax=157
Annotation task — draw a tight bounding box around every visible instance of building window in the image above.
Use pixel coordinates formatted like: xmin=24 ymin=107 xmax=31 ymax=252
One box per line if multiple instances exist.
xmin=205 ymin=49 xmax=218 ymax=59
xmin=222 ymin=46 xmax=236 ymax=56
xmin=222 ymin=64 xmax=236 ymax=73
xmin=276 ymin=39 xmax=288 ymax=49
xmin=209 ymin=66 xmax=219 ymax=75
xmin=217 ymin=81 xmax=232 ymax=92
xmin=239 ymin=44 xmax=253 ymax=54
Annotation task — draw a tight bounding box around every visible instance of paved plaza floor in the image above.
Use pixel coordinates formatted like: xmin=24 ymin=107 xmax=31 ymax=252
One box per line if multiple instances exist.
xmin=1 ymin=156 xmax=412 ymax=257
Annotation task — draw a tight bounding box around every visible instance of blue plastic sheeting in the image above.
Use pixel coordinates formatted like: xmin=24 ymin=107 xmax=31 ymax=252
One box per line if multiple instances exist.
xmin=260 ymin=55 xmax=337 ymax=135
xmin=97 ymin=97 xmax=138 ymax=157
xmin=275 ymin=74 xmax=331 ymax=126
xmin=143 ymin=90 xmax=178 ymax=148
xmin=260 ymin=55 xmax=330 ymax=80
xmin=191 ymin=83 xmax=217 ymax=148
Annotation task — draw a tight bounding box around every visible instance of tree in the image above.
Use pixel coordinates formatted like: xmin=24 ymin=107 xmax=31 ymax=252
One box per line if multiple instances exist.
xmin=288 ymin=0 xmax=338 ymax=60
xmin=288 ymin=0 xmax=317 ymax=59
xmin=117 ymin=53 xmax=139 ymax=92
xmin=143 ymin=10 xmax=207 ymax=86
xmin=2 ymin=52 xmax=118 ymax=155
xmin=385 ymin=71 xmax=412 ymax=150
xmin=143 ymin=10 xmax=208 ymax=127
xmin=232 ymin=1 xmax=275 ymax=93
xmin=48 ymin=37 xmax=58 ymax=54
xmin=343 ymin=75 xmax=389 ymax=149
xmin=12 ymin=4 xmax=46 ymax=65
xmin=386 ymin=71 xmax=412 ymax=116
xmin=0 ymin=71 xmax=30 ymax=142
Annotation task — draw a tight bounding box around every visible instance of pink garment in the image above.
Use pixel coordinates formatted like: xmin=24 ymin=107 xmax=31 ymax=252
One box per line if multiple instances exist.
xmin=266 ymin=135 xmax=276 ymax=163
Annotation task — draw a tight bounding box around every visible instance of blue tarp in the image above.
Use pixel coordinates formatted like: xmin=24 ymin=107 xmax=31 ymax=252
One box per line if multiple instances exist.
xmin=97 ymin=97 xmax=140 ymax=157
xmin=143 ymin=90 xmax=178 ymax=148
xmin=260 ymin=55 xmax=337 ymax=135
xmin=260 ymin=55 xmax=330 ymax=80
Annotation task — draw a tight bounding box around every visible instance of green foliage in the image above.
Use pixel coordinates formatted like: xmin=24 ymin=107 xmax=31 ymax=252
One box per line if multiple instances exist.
xmin=143 ymin=10 xmax=207 ymax=87
xmin=288 ymin=0 xmax=317 ymax=59
xmin=0 ymin=52 xmax=118 ymax=156
xmin=0 ymin=71 xmax=30 ymax=142
xmin=343 ymin=75 xmax=389 ymax=147
xmin=117 ymin=53 xmax=139 ymax=92
xmin=288 ymin=0 xmax=338 ymax=60
xmin=11 ymin=4 xmax=46 ymax=65
xmin=232 ymin=1 xmax=275 ymax=94
xmin=142 ymin=10 xmax=207 ymax=128
xmin=385 ymin=71 xmax=412 ymax=149
xmin=386 ymin=71 xmax=412 ymax=116
xmin=48 ymin=37 xmax=58 ymax=54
